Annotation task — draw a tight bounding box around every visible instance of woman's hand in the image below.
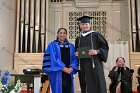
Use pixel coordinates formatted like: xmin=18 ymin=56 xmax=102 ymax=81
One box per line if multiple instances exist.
xmin=62 ymin=67 xmax=74 ymax=74
xmin=67 ymin=67 xmax=73 ymax=74
xmin=62 ymin=67 xmax=69 ymax=73
xmin=88 ymin=49 xmax=98 ymax=55
xmin=115 ymin=66 xmax=118 ymax=71
xmin=123 ymin=64 xmax=126 ymax=70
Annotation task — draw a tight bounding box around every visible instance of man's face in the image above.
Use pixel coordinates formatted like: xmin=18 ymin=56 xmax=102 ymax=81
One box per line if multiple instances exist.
xmin=80 ymin=23 xmax=91 ymax=32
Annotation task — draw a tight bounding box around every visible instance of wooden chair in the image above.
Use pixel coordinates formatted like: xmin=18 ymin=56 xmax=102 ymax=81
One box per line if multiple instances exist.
xmin=41 ymin=80 xmax=50 ymax=93
xmin=41 ymin=74 xmax=50 ymax=93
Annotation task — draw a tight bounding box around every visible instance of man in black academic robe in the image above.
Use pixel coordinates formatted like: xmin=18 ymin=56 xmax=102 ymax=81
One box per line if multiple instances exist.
xmin=75 ymin=16 xmax=109 ymax=93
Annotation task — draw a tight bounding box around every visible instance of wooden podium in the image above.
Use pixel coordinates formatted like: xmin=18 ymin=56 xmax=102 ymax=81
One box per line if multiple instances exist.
xmin=10 ymin=74 xmax=50 ymax=93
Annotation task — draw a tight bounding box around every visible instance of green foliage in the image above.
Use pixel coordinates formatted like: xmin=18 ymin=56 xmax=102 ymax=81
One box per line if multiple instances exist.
xmin=0 ymin=71 xmax=22 ymax=93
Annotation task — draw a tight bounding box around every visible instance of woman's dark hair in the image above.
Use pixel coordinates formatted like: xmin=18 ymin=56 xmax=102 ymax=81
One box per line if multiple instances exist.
xmin=56 ymin=28 xmax=67 ymax=40
xmin=57 ymin=28 xmax=67 ymax=34
xmin=116 ymin=57 xmax=125 ymax=63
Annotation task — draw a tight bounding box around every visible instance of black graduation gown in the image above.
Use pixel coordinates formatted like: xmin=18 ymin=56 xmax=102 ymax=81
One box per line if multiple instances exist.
xmin=108 ymin=66 xmax=132 ymax=93
xmin=75 ymin=32 xmax=109 ymax=93
xmin=58 ymin=41 xmax=71 ymax=93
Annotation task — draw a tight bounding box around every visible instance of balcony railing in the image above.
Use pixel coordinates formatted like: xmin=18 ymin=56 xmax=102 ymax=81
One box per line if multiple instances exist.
xmin=50 ymin=0 xmax=74 ymax=2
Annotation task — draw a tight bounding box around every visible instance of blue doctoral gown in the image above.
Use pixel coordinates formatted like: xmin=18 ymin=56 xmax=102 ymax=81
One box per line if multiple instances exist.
xmin=42 ymin=41 xmax=78 ymax=93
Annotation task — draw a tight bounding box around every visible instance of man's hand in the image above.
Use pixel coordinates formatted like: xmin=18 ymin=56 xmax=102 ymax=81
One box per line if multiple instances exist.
xmin=88 ymin=49 xmax=98 ymax=55
xmin=75 ymin=52 xmax=78 ymax=57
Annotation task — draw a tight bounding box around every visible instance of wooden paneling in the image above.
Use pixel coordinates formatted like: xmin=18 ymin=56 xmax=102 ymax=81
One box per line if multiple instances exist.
xmin=14 ymin=53 xmax=43 ymax=74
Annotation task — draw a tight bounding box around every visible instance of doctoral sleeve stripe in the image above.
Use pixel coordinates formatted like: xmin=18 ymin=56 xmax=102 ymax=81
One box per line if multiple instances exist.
xmin=43 ymin=60 xmax=51 ymax=63
xmin=43 ymin=65 xmax=51 ymax=68
xmin=44 ymin=54 xmax=50 ymax=57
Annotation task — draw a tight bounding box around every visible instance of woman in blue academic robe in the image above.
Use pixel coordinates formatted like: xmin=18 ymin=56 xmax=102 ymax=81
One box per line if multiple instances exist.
xmin=42 ymin=28 xmax=79 ymax=93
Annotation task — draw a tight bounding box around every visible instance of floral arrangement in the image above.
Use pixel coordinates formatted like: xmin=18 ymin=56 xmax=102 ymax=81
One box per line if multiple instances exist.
xmin=0 ymin=70 xmax=22 ymax=93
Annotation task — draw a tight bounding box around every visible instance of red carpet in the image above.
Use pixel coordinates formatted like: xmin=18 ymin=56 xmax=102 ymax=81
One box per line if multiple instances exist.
xmin=21 ymin=90 xmax=32 ymax=93
xmin=133 ymin=91 xmax=138 ymax=93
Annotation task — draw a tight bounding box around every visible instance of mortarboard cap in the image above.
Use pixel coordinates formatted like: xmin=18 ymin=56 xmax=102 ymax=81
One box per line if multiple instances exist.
xmin=77 ymin=16 xmax=93 ymax=23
